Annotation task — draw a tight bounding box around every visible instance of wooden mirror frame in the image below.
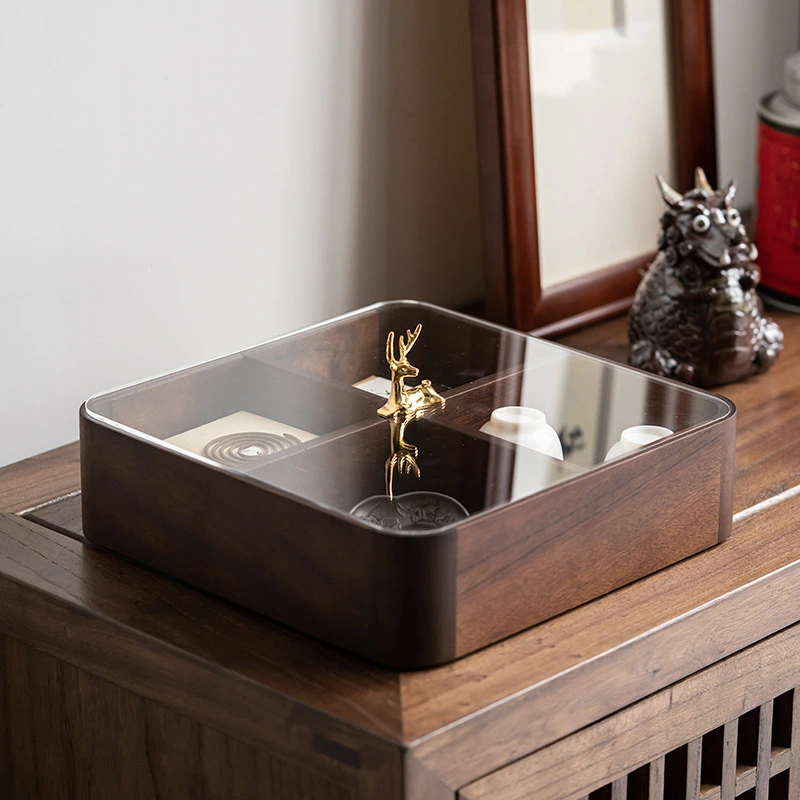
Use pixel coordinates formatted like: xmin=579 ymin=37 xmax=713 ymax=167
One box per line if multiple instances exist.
xmin=469 ymin=0 xmax=718 ymax=335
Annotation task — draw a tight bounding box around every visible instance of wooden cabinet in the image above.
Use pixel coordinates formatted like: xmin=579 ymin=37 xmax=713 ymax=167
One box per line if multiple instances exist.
xmin=1 ymin=309 xmax=799 ymax=799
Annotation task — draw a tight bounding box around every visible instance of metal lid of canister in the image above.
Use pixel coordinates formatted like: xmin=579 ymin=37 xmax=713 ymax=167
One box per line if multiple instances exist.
xmin=784 ymin=51 xmax=800 ymax=107
xmin=760 ymin=50 xmax=800 ymax=131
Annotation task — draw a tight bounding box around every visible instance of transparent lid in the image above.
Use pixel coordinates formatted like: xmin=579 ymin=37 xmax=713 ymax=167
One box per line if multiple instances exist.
xmin=85 ymin=301 xmax=733 ymax=533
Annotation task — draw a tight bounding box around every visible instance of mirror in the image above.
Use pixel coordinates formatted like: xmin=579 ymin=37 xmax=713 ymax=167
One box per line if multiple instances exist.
xmin=469 ymin=0 xmax=717 ymax=334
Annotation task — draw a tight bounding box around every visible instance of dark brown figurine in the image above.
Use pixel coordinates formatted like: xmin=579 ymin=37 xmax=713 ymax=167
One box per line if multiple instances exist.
xmin=628 ymin=168 xmax=783 ymax=387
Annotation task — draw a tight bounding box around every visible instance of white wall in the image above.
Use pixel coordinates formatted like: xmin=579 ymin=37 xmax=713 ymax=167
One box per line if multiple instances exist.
xmin=712 ymin=0 xmax=800 ymax=206
xmin=0 ymin=0 xmax=484 ymax=467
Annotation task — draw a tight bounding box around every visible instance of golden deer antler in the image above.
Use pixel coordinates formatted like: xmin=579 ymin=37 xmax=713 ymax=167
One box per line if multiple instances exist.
xmin=398 ymin=324 xmax=422 ymax=360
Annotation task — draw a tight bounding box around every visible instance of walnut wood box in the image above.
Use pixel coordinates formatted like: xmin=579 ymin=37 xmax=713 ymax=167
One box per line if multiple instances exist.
xmin=80 ymin=301 xmax=735 ymax=668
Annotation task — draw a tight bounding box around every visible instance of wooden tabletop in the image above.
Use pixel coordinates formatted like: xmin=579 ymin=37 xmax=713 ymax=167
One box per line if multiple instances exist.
xmin=1 ymin=309 xmax=799 ymax=796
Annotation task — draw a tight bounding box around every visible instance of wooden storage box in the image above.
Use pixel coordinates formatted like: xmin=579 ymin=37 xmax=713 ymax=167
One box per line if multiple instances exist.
xmin=80 ymin=301 xmax=735 ymax=668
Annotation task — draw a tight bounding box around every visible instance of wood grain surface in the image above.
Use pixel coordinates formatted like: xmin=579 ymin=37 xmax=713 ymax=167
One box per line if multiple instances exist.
xmin=0 ymin=636 xmax=358 ymax=800
xmin=453 ymin=415 xmax=731 ymax=654
xmin=670 ymin=0 xmax=718 ymax=191
xmin=0 ymin=441 xmax=80 ymax=513
xmin=26 ymin=491 xmax=84 ymax=541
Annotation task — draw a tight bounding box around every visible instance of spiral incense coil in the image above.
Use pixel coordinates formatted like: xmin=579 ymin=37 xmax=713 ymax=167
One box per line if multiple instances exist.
xmin=202 ymin=431 xmax=302 ymax=465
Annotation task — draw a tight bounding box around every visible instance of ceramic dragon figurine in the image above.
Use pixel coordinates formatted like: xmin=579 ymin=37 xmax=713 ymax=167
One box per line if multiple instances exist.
xmin=628 ymin=168 xmax=783 ymax=388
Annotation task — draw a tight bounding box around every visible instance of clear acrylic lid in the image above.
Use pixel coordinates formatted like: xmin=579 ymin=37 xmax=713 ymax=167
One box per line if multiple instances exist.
xmin=85 ymin=301 xmax=733 ymax=532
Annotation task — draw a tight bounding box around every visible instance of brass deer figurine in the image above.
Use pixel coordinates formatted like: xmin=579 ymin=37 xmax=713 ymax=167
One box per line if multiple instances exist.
xmin=377 ymin=323 xmax=445 ymax=419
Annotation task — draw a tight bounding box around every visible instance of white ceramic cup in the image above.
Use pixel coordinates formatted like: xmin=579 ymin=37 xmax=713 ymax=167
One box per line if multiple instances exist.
xmin=604 ymin=425 xmax=674 ymax=461
xmin=480 ymin=406 xmax=564 ymax=460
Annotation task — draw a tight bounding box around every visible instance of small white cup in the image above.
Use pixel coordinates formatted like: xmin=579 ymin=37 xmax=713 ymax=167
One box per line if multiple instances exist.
xmin=480 ymin=406 xmax=564 ymax=460
xmin=605 ymin=425 xmax=674 ymax=461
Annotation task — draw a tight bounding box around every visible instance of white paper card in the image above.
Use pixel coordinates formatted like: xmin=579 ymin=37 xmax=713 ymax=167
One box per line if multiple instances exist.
xmin=352 ymin=375 xmax=393 ymax=398
xmin=166 ymin=410 xmax=317 ymax=456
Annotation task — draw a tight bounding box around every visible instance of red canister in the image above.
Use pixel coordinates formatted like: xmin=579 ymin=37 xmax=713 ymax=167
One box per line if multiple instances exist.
xmin=756 ymin=52 xmax=800 ymax=311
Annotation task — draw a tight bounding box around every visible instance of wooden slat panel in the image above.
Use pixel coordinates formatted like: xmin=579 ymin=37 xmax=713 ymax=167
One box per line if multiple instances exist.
xmin=770 ymin=747 xmax=793 ymax=776
xmin=735 ymin=764 xmax=757 ymax=794
xmin=460 ymin=622 xmax=800 ymax=800
xmin=687 ymin=737 xmax=703 ymax=800
xmin=755 ymin=702 xmax=774 ymax=799
xmin=611 ymin=776 xmax=627 ymax=800
xmin=721 ymin=720 xmax=738 ymax=800
xmin=730 ymin=749 xmax=792 ymax=796
xmin=791 ymin=689 xmax=800 ymax=800
xmin=649 ymin=756 xmax=665 ymax=800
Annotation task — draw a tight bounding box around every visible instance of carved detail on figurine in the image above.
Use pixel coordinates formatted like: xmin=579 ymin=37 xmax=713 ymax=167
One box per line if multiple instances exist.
xmin=377 ymin=324 xmax=445 ymax=418
xmin=628 ymin=168 xmax=784 ymax=387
